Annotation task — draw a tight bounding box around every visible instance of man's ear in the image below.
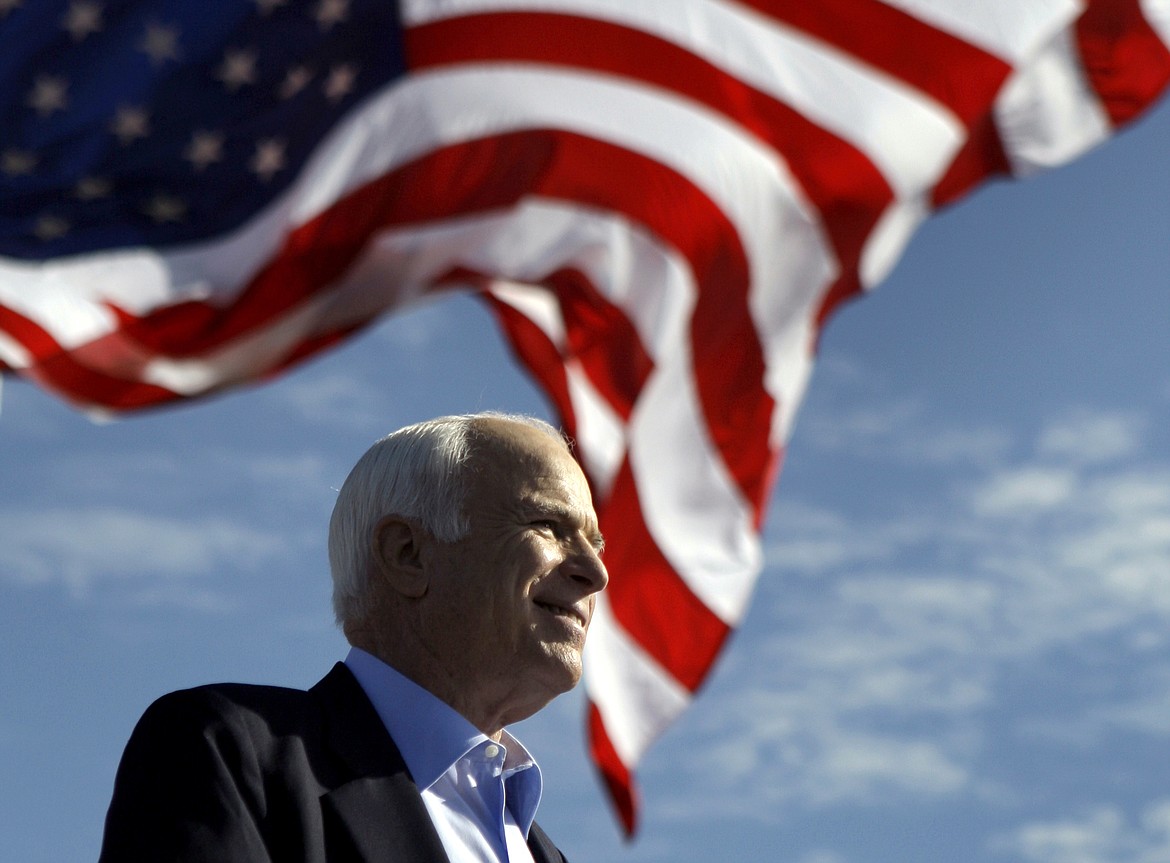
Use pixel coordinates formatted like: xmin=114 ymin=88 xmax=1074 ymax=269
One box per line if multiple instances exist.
xmin=370 ymin=515 xmax=429 ymax=598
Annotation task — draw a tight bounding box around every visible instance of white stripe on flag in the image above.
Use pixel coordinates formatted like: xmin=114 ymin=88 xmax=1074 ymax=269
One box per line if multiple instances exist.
xmin=584 ymin=593 xmax=692 ymax=767
xmin=1143 ymin=0 xmax=1170 ymax=48
xmin=629 ymin=362 xmax=763 ymax=625
xmin=995 ymin=25 xmax=1112 ymax=175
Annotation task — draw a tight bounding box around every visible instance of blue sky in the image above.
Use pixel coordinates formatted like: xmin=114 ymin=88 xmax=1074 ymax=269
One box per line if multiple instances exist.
xmin=1 ymin=96 xmax=1167 ymax=863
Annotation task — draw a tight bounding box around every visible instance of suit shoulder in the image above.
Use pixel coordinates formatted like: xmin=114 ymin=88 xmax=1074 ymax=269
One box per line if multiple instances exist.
xmin=143 ymin=679 xmax=312 ymax=718
xmin=130 ymin=678 xmax=326 ymax=751
xmin=180 ymin=680 xmax=313 ymax=710
xmin=103 ymin=677 xmax=340 ymax=862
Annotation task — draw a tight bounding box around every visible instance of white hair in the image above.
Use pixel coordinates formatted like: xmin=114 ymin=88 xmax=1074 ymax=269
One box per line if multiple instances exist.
xmin=328 ymin=411 xmax=564 ymax=627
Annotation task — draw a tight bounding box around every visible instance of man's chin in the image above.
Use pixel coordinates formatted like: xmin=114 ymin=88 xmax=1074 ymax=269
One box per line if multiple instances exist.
xmin=533 ymin=645 xmax=584 ymax=693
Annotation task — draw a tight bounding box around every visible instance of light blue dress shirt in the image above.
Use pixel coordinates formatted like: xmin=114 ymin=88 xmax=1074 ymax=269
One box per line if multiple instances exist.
xmin=345 ymin=647 xmax=543 ymax=863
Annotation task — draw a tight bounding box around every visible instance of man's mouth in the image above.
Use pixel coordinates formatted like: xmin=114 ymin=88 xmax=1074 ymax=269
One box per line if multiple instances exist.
xmin=534 ymin=600 xmax=586 ymax=628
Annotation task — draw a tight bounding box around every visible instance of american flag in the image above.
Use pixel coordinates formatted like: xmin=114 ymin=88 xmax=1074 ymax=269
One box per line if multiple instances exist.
xmin=1 ymin=0 xmax=1167 ymax=835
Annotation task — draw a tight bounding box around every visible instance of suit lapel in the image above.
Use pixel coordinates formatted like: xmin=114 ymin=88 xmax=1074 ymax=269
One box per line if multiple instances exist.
xmin=312 ymin=664 xmax=451 ymax=863
xmin=321 ymin=775 xmax=450 ymax=863
xmin=527 ymin=822 xmax=565 ymax=863
xmin=311 ymin=664 xmax=567 ymax=863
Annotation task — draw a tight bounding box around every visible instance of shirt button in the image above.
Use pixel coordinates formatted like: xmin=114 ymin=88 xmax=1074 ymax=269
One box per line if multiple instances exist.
xmin=484 ymin=744 xmax=500 ymax=759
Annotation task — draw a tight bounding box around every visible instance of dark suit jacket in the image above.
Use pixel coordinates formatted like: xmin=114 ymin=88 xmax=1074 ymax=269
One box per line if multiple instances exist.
xmin=99 ymin=663 xmax=568 ymax=863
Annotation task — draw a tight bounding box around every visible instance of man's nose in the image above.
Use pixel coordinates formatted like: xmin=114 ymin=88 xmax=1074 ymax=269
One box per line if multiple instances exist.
xmin=565 ymin=538 xmax=608 ymax=593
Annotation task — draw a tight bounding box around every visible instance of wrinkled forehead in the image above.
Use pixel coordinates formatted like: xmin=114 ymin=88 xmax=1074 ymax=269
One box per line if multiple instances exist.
xmin=466 ymin=420 xmax=592 ymax=503
xmin=468 ymin=418 xmax=572 ymax=470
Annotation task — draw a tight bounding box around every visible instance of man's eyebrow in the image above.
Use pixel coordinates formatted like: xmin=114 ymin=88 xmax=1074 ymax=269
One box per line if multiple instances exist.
xmin=520 ymin=499 xmax=574 ymax=520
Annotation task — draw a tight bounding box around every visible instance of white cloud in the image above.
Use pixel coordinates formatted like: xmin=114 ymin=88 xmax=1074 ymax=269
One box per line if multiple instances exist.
xmin=971 ymin=467 xmax=1170 ymax=638
xmin=913 ymin=425 xmax=1015 ymax=467
xmin=225 ymin=450 xmax=337 ymax=494
xmin=279 ymin=372 xmax=397 ymax=429
xmin=808 ymin=400 xmax=923 ymax=447
xmin=659 ymin=681 xmax=973 ymax=818
xmin=764 ymin=501 xmax=926 ymax=576
xmin=1038 ymin=410 xmax=1145 ymax=465
xmin=1021 ymin=664 xmax=1170 ymax=743
xmin=124 ymin=582 xmax=239 ymax=613
xmin=814 ymin=733 xmax=968 ymax=800
xmin=43 ymin=446 xmax=338 ymax=508
xmin=992 ymin=800 xmax=1170 ymax=863
xmin=45 ymin=450 xmax=185 ymax=495
xmin=798 ymin=401 xmax=1013 ymax=467
xmin=0 ymin=507 xmax=282 ymax=601
xmin=793 ymin=360 xmax=1012 ymax=468
xmin=1094 ymin=692 xmax=1170 ymax=738
xmin=797 ymin=400 xmax=1009 ymax=467
xmin=969 ymin=466 xmax=1078 ymax=516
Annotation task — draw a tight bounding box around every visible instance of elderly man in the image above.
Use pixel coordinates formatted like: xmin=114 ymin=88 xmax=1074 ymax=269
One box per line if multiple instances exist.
xmin=99 ymin=412 xmax=608 ymax=863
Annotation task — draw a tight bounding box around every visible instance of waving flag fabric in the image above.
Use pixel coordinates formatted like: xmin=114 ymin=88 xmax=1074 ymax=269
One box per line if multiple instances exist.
xmin=1 ymin=0 xmax=1167 ymax=835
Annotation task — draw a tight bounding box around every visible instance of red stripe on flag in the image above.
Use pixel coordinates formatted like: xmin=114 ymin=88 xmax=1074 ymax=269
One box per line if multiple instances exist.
xmin=0 ymin=306 xmax=178 ymax=410
xmin=548 ymin=268 xmax=655 ymax=423
xmin=588 ymin=701 xmax=638 ymax=837
xmin=1077 ymin=0 xmax=1170 ymax=127
xmin=931 ymin=111 xmax=1013 ymax=207
xmin=735 ymin=0 xmax=1012 ymax=127
xmin=408 ymin=11 xmax=893 ymax=342
xmin=599 ymin=459 xmax=732 ymax=691
xmin=27 ymin=356 xmax=177 ymax=411
xmin=0 ymin=305 xmax=61 ymax=361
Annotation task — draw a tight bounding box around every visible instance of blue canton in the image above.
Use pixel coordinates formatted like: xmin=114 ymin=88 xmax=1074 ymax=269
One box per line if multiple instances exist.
xmin=0 ymin=0 xmax=406 ymax=258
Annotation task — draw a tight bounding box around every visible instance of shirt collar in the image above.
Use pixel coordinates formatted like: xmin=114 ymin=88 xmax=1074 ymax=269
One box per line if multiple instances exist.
xmin=344 ymin=647 xmax=543 ymax=830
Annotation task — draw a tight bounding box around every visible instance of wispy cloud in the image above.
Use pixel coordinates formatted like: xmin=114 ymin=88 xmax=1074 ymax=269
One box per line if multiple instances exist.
xmin=794 ymin=357 xmax=1014 ymax=468
xmin=969 ymin=465 xmax=1078 ymax=516
xmin=278 ymin=372 xmax=399 ymax=430
xmin=991 ymin=799 xmax=1170 ymax=863
xmin=764 ymin=501 xmax=928 ymax=575
xmin=1037 ymin=409 xmax=1146 ymax=465
xmin=39 ymin=444 xmax=337 ymax=508
xmin=795 ymin=395 xmax=1015 ymax=467
xmin=1017 ymin=663 xmax=1170 ymax=744
xmin=0 ymin=506 xmax=282 ymax=605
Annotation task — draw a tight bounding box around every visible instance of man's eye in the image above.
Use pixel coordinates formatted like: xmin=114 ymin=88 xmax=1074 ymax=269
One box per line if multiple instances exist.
xmin=531 ymin=520 xmax=557 ymax=532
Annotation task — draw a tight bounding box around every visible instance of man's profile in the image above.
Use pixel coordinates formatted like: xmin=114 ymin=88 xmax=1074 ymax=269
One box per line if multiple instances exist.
xmin=99 ymin=412 xmax=608 ymax=862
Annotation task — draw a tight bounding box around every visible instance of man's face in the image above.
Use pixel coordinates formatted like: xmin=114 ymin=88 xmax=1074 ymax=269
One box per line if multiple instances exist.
xmin=419 ymin=421 xmax=608 ymax=724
